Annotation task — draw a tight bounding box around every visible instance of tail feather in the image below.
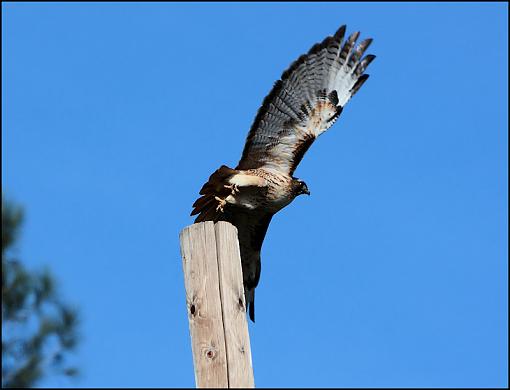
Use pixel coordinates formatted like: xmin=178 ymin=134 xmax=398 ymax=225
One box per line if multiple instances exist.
xmin=245 ymin=287 xmax=255 ymax=323
xmin=249 ymin=296 xmax=255 ymax=322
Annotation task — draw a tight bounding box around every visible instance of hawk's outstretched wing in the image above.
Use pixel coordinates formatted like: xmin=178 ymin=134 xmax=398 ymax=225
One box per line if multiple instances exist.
xmin=236 ymin=25 xmax=375 ymax=176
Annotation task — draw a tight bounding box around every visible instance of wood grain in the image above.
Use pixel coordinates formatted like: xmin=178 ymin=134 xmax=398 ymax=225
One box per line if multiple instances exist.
xmin=215 ymin=221 xmax=255 ymax=388
xmin=180 ymin=221 xmax=254 ymax=388
xmin=180 ymin=222 xmax=228 ymax=388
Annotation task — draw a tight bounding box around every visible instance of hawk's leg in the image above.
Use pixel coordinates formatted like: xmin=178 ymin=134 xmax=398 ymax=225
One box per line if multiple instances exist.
xmin=224 ymin=183 xmax=240 ymax=195
xmin=215 ymin=194 xmax=236 ymax=213
xmin=215 ymin=184 xmax=240 ymax=212
xmin=215 ymin=196 xmax=227 ymax=212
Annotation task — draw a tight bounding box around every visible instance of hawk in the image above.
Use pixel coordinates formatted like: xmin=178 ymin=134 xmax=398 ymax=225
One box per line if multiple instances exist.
xmin=191 ymin=25 xmax=375 ymax=322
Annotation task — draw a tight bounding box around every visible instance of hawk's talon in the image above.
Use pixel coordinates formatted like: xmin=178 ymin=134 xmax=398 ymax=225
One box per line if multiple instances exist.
xmin=215 ymin=196 xmax=226 ymax=213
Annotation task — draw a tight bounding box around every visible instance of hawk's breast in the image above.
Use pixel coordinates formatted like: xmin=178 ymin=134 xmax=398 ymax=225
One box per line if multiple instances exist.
xmin=244 ymin=169 xmax=294 ymax=213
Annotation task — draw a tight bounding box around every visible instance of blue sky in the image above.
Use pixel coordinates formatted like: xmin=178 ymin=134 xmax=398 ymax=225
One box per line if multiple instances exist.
xmin=2 ymin=2 xmax=508 ymax=388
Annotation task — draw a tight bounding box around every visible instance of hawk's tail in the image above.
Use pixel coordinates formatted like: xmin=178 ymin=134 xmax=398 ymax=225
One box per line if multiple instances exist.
xmin=245 ymin=287 xmax=256 ymax=322
xmin=191 ymin=165 xmax=237 ymax=223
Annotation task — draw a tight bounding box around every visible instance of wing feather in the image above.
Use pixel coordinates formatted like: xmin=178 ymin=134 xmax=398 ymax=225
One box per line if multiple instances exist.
xmin=237 ymin=25 xmax=375 ymax=176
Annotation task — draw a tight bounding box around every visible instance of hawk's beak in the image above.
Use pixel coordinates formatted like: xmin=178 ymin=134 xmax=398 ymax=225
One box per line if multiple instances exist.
xmin=304 ymin=188 xmax=310 ymax=196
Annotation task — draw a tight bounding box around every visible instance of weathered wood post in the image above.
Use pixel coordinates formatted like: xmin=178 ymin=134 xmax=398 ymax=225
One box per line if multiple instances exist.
xmin=179 ymin=221 xmax=255 ymax=388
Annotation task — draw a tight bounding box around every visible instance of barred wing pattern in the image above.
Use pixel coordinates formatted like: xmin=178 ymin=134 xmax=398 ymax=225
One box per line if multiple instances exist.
xmin=236 ymin=25 xmax=375 ymax=176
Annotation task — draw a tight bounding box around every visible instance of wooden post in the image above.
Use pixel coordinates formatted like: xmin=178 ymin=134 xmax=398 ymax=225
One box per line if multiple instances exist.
xmin=179 ymin=221 xmax=255 ymax=388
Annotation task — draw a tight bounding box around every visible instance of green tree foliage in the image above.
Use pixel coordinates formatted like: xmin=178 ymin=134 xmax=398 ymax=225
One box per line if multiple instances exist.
xmin=2 ymin=198 xmax=79 ymax=388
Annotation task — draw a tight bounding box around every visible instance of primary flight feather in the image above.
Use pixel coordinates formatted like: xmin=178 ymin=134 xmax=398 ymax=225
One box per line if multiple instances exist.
xmin=191 ymin=25 xmax=375 ymax=322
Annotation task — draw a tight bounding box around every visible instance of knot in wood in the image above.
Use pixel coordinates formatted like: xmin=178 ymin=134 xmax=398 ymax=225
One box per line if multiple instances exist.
xmin=205 ymin=348 xmax=216 ymax=360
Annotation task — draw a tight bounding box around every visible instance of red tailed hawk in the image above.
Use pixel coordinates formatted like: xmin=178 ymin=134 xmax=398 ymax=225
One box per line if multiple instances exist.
xmin=191 ymin=25 xmax=375 ymax=322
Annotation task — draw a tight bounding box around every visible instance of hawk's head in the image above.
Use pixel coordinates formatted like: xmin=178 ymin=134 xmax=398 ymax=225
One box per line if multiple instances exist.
xmin=292 ymin=179 xmax=310 ymax=197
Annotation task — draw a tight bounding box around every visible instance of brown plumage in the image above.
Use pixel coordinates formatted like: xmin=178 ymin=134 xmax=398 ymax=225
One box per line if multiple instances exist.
xmin=191 ymin=25 xmax=375 ymax=322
